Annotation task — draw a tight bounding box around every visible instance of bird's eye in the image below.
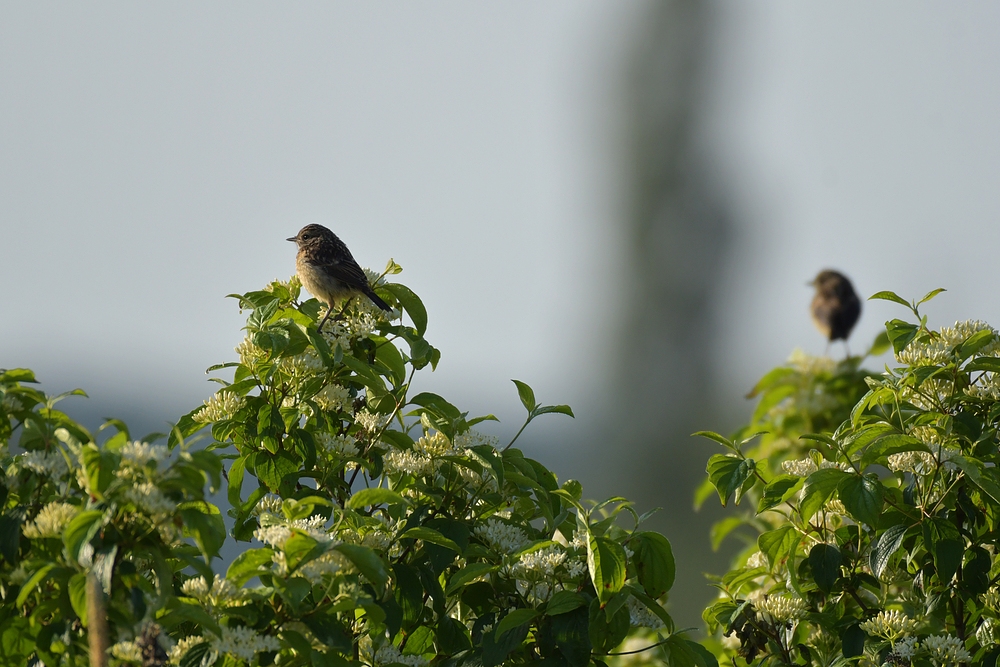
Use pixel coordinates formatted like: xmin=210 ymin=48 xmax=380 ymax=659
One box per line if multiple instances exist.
xmin=301 ymin=233 xmax=310 ymax=240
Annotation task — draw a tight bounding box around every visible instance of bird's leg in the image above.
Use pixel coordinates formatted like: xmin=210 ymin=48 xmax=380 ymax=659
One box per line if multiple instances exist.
xmin=334 ymin=297 xmax=355 ymax=321
xmin=317 ymin=307 xmax=335 ymax=332
xmin=824 ymin=341 xmax=831 ymax=358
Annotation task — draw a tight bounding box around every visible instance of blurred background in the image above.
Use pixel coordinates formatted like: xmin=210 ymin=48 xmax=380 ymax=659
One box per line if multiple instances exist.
xmin=4 ymin=1 xmax=1000 ymax=629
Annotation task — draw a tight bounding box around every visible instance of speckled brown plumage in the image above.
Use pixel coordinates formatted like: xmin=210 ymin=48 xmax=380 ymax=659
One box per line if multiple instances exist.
xmin=810 ymin=269 xmax=861 ymax=342
xmin=287 ymin=224 xmax=390 ymax=326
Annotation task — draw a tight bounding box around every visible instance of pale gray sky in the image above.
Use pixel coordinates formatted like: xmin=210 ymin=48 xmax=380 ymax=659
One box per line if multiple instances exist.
xmin=3 ymin=2 xmax=1000 ymax=448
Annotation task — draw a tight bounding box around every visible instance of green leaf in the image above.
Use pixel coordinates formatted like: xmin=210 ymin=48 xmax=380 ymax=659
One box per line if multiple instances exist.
xmin=496 ymin=608 xmax=539 ymax=640
xmin=869 ymin=291 xmax=911 ymax=308
xmin=710 ymin=516 xmax=745 ymax=551
xmin=533 ymin=404 xmax=575 ymax=418
xmin=958 ymin=329 xmax=996 ymax=360
xmin=692 ymin=431 xmax=737 ymax=451
xmin=227 ymin=548 xmax=275 ymax=586
xmin=400 ymin=527 xmax=462 ymax=553
xmin=15 ymin=563 xmax=57 ymax=606
xmin=868 ymin=330 xmax=891 ymax=357
xmin=631 ymin=531 xmax=675 ymax=598
xmin=545 ymin=590 xmax=587 ymax=616
xmin=800 ymin=468 xmax=848 ymax=523
xmin=808 ymin=543 xmax=841 ymax=593
xmin=334 ymin=544 xmax=389 ymax=593
xmin=916 ymin=288 xmax=946 ymax=306
xmin=885 ymin=319 xmax=920 ymax=354
xmin=966 ymin=357 xmax=1000 ymax=373
xmin=838 ymin=474 xmax=884 ymax=527
xmin=924 ymin=518 xmax=962 ymax=583
xmin=587 ymin=535 xmax=627 ymax=604
xmin=0 ymin=513 xmax=21 ymax=564
xmin=383 ymin=283 xmax=427 ymax=336
xmin=446 ymin=563 xmax=497 ymax=595
xmin=869 ymin=524 xmax=908 ymax=580
xmin=346 ymin=488 xmax=406 ymax=509
xmin=178 ymin=641 xmax=211 ymax=667
xmin=178 ymin=502 xmax=226 ymax=561
xmin=706 ymin=454 xmax=754 ymax=507
xmin=437 ymin=616 xmax=472 ymax=654
xmin=63 ymin=510 xmax=104 ymax=562
xmin=861 ymin=433 xmax=930 ymax=470
xmin=227 ymin=455 xmax=247 ymax=508
xmin=663 ymin=634 xmax=717 ymax=667
xmin=68 ymin=572 xmax=88 ymax=622
xmin=512 ymin=380 xmax=537 ymax=412
xmin=758 ymin=475 xmax=803 ymax=513
xmin=254 ymin=450 xmax=300 ymax=493
xmin=758 ymin=525 xmax=799 ymax=569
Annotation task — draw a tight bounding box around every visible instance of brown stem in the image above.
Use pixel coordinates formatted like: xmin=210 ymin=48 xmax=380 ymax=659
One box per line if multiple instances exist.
xmin=87 ymin=573 xmax=109 ymax=667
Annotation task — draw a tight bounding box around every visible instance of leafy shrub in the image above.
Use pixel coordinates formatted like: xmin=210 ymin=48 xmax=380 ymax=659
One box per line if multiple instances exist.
xmin=698 ymin=289 xmax=1000 ymax=666
xmin=0 ymin=265 xmax=680 ymax=667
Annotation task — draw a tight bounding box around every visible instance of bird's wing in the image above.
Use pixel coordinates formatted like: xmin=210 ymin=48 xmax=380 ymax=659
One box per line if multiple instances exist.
xmin=316 ymin=255 xmax=371 ymax=291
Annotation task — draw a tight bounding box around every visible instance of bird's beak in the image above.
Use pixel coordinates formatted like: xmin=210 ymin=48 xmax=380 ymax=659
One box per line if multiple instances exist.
xmin=286 ymin=236 xmax=297 ymax=243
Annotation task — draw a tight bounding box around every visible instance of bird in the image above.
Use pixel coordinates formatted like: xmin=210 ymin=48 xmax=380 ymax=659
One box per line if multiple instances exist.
xmin=287 ymin=224 xmax=391 ymax=330
xmin=810 ymin=269 xmax=861 ymax=353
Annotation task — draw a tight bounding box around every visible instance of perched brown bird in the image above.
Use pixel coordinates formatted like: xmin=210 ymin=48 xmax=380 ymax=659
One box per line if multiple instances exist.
xmin=287 ymin=224 xmax=391 ymax=330
xmin=810 ymin=269 xmax=861 ymax=347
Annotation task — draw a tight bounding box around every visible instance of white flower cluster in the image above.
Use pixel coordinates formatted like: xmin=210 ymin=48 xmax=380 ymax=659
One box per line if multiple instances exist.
xmin=12 ymin=449 xmax=68 ymax=478
xmin=454 ymin=430 xmax=500 ymax=451
xmin=626 ymin=595 xmax=665 ymax=629
xmin=23 ymin=502 xmax=78 ymax=539
xmin=781 ymin=456 xmax=849 ymax=478
xmin=278 ymin=349 xmax=325 ymax=376
xmin=209 ymin=626 xmax=281 ymax=662
xmin=254 ymin=514 xmax=330 ymax=548
xmin=314 ymin=383 xmax=353 ymax=412
xmin=896 ymin=319 xmax=1000 ymax=366
xmin=373 ymin=645 xmax=428 ymax=667
xmin=887 ymin=451 xmax=937 ymax=475
xmin=787 ymin=349 xmax=836 ymax=375
xmin=356 ymin=410 xmax=390 ymax=433
xmin=192 ymin=392 xmax=244 ymax=424
xmin=0 ymin=393 xmax=23 ymax=413
xmin=746 ymin=551 xmax=768 ymax=569
xmin=860 ymin=610 xmax=919 ymax=640
xmin=967 ymin=373 xmax=1000 ymax=400
xmin=475 ymin=518 xmax=530 ymax=554
xmin=109 ymin=640 xmax=143 ymax=662
xmin=984 ymin=586 xmax=1000 ymax=611
xmin=978 ymin=618 xmax=999 ymax=647
xmin=893 ymin=635 xmax=920 ymax=659
xmin=168 ymin=636 xmax=207 ymax=665
xmin=516 ymin=579 xmax=554 ymax=605
xmin=272 ymin=550 xmax=347 ymax=583
xmin=235 ymin=336 xmax=267 ymax=367
xmin=252 ymin=494 xmax=284 ymax=517
xmin=512 ymin=546 xmax=566 ymax=579
xmin=756 ymin=595 xmax=807 ymax=623
xmin=123 ymin=482 xmax=177 ymax=516
xmin=262 ymin=275 xmax=300 ymax=294
xmin=383 ymin=449 xmax=436 ymax=477
xmin=922 ymin=634 xmax=971 ymax=665
xmin=120 ymin=441 xmax=169 ymax=468
xmin=180 ymin=574 xmax=247 ymax=608
xmin=781 ymin=458 xmax=817 ymax=477
xmin=339 ymin=526 xmax=395 ymax=553
xmin=316 ymin=432 xmax=360 ymax=459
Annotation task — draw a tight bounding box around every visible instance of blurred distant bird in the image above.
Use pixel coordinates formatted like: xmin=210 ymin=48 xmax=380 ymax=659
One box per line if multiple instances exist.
xmin=287 ymin=224 xmax=391 ymax=330
xmin=810 ymin=269 xmax=861 ymax=350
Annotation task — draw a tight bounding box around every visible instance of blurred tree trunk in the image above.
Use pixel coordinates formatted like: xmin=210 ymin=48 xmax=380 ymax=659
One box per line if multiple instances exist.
xmin=610 ymin=0 xmax=734 ymax=630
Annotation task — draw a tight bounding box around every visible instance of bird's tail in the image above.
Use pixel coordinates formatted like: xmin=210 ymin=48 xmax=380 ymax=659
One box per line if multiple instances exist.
xmin=365 ymin=288 xmax=392 ymax=312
